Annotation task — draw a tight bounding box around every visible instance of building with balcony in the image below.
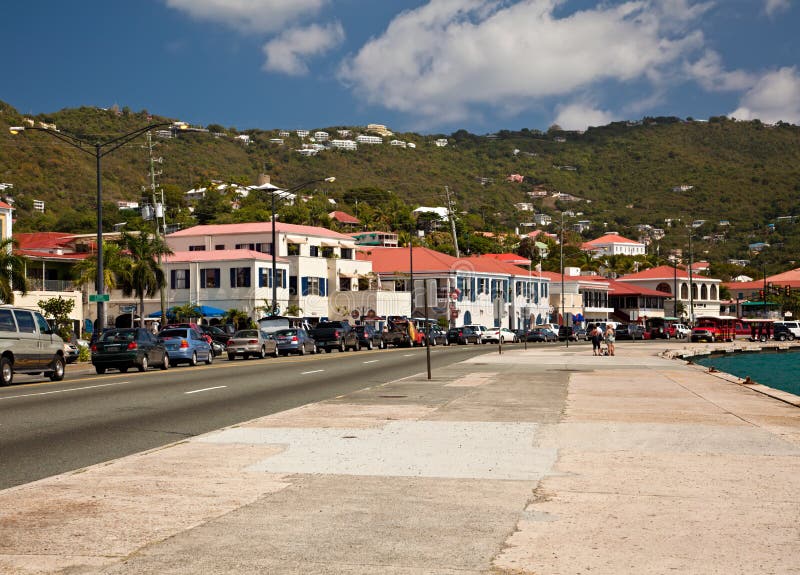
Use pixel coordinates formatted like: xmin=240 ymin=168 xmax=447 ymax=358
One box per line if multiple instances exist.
xmin=353 ymin=231 xmax=399 ymax=248
xmin=581 ymin=232 xmax=646 ymax=257
xmin=617 ymin=265 xmax=721 ymax=320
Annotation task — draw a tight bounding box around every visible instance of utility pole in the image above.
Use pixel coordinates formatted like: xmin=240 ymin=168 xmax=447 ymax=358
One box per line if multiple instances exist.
xmin=445 ymin=186 xmax=460 ymax=258
xmin=145 ymin=131 xmax=168 ymax=325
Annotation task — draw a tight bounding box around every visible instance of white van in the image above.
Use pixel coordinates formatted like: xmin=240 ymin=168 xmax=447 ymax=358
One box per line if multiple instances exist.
xmin=0 ymin=306 xmax=66 ymax=386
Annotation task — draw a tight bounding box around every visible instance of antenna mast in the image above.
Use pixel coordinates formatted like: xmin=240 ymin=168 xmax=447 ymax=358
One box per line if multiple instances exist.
xmin=445 ymin=186 xmax=460 ymax=258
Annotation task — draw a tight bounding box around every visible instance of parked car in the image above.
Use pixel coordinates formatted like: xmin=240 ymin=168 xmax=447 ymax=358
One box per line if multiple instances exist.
xmin=159 ymin=327 xmax=214 ymax=366
xmin=353 ymin=325 xmax=385 ymax=350
xmin=573 ymin=327 xmax=588 ymax=341
xmin=615 ymin=324 xmax=645 ymax=340
xmin=463 ymin=324 xmax=489 ymax=343
xmin=426 ymin=324 xmax=450 ymax=346
xmin=526 ymin=328 xmax=557 ymax=342
xmin=536 ymin=324 xmax=560 ymax=340
xmin=309 ymin=321 xmax=360 ymax=353
xmin=690 ymin=325 xmax=719 ymax=343
xmin=63 ymin=341 xmax=80 ymax=364
xmin=273 ymin=328 xmax=315 ymax=355
xmin=447 ymin=326 xmax=481 ymax=345
xmin=226 ymin=329 xmax=277 ymax=360
xmin=91 ymin=327 xmax=169 ymax=374
xmin=0 ymin=306 xmax=66 ymax=385
xmin=773 ymin=320 xmax=800 ymax=341
xmin=558 ymin=326 xmax=577 ymax=341
xmin=668 ymin=323 xmax=691 ymax=339
xmin=198 ymin=324 xmax=231 ymax=356
xmin=483 ymin=327 xmax=518 ymax=343
xmin=773 ymin=321 xmax=799 ymax=341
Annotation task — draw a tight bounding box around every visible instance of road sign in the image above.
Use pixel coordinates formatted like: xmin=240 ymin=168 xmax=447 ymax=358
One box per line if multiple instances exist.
xmin=120 ymin=305 xmax=137 ymax=313
xmin=89 ymin=294 xmax=110 ymax=302
xmin=493 ymin=297 xmax=507 ymax=321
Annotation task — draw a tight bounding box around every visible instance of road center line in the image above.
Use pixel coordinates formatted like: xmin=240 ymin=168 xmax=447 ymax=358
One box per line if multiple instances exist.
xmin=301 ymin=369 xmax=325 ymax=375
xmin=0 ymin=381 xmax=131 ymax=401
xmin=403 ymin=354 xmax=415 ymax=357
xmin=363 ymin=360 xmax=379 ymax=364
xmin=185 ymin=386 xmax=227 ymax=395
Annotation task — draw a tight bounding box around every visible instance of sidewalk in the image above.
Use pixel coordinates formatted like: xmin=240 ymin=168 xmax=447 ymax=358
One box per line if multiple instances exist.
xmin=1 ymin=343 xmax=799 ymax=574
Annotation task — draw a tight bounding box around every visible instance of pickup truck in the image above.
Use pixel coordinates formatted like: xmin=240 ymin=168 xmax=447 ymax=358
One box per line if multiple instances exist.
xmin=308 ymin=321 xmax=360 ymax=353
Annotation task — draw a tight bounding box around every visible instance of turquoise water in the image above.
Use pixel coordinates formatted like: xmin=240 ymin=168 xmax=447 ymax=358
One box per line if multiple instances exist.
xmin=695 ymin=351 xmax=800 ymax=397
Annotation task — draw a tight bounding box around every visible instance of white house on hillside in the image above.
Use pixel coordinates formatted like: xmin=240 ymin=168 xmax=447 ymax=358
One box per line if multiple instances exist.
xmin=581 ymin=232 xmax=646 ymax=257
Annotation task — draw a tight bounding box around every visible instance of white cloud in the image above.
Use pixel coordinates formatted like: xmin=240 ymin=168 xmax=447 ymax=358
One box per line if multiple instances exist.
xmin=338 ymin=0 xmax=709 ymax=125
xmin=553 ymin=102 xmax=615 ymax=131
xmin=262 ymin=22 xmax=345 ymax=75
xmin=764 ymin=0 xmax=790 ymax=17
xmin=164 ymin=0 xmax=327 ymax=33
xmin=686 ymin=50 xmax=756 ymax=92
xmin=729 ymin=67 xmax=800 ymax=124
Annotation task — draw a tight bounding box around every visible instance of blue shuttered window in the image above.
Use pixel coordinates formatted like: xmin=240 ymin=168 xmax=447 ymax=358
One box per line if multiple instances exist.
xmin=301 ymin=277 xmax=309 ymax=296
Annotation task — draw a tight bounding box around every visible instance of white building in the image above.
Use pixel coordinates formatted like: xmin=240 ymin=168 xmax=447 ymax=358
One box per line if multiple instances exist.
xmin=279 ymin=130 xmax=291 ymax=138
xmin=434 ymin=139 xmax=448 ymax=147
xmin=234 ymin=134 xmax=251 ymax=145
xmin=413 ymin=206 xmax=449 ymax=222
xmin=337 ymin=129 xmax=351 ymax=137
xmin=314 ymin=131 xmax=329 ymax=141
xmin=355 ymin=135 xmax=382 ymax=145
xmin=296 ymin=130 xmax=309 ymax=138
xmin=533 ymin=213 xmax=552 ymax=226
xmin=268 ymin=138 xmax=284 ymax=145
xmin=581 ymin=232 xmax=646 ymax=257
xmin=330 ymin=139 xmax=357 ymax=150
xmin=617 ymin=265 xmax=721 ymax=320
xmin=389 ymin=140 xmax=407 ymax=148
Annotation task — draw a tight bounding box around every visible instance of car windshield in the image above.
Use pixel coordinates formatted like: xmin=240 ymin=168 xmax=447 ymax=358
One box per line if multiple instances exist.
xmin=234 ymin=330 xmax=259 ymax=338
xmin=160 ymin=329 xmax=188 ymax=339
xmin=275 ymin=329 xmax=297 ymax=337
xmin=99 ymin=330 xmax=136 ymax=342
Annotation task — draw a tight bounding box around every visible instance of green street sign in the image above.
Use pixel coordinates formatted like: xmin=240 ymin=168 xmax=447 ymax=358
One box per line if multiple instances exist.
xmin=89 ymin=294 xmax=110 ymax=302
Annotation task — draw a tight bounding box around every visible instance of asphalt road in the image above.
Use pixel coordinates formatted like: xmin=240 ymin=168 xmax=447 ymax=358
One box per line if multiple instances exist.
xmin=0 ymin=342 xmax=535 ymax=489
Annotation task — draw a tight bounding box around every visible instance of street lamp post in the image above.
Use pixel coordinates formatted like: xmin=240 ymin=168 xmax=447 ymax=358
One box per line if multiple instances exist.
xmin=10 ymin=122 xmax=187 ymax=333
xmin=252 ymin=176 xmax=335 ymax=317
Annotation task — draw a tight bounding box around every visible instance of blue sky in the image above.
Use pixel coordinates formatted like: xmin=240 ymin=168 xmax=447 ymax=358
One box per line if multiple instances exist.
xmin=2 ymin=0 xmax=798 ymax=134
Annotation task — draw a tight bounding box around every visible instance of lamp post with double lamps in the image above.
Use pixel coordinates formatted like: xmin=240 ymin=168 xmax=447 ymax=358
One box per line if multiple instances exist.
xmin=251 ymin=176 xmax=335 ymax=316
xmin=9 ymin=121 xmax=188 ymax=333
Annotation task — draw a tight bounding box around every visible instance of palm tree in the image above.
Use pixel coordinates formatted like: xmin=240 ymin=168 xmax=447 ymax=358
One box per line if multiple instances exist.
xmin=118 ymin=232 xmax=172 ymax=328
xmin=0 ymin=238 xmax=29 ymax=304
xmin=73 ymin=242 xmax=128 ymax=292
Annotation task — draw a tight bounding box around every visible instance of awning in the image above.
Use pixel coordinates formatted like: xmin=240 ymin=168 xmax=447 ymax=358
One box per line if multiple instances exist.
xmin=339 ymin=241 xmax=357 ymax=249
xmin=320 ymin=240 xmax=339 ymax=247
xmin=338 ymin=272 xmax=358 ymax=278
xmin=286 ymin=236 xmax=308 ymax=244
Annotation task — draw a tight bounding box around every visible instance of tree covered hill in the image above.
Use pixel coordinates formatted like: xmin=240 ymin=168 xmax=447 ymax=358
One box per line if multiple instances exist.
xmin=1 ymin=101 xmax=799 ymax=273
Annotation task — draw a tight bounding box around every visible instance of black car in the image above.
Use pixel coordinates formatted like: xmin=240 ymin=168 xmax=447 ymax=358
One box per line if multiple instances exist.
xmin=558 ymin=326 xmax=576 ymax=341
xmin=198 ymin=324 xmax=231 ymax=355
xmin=91 ymin=328 xmax=169 ymax=374
xmin=426 ymin=325 xmax=450 ymax=346
xmin=447 ymin=326 xmax=480 ymax=345
xmin=526 ymin=328 xmax=557 ymax=342
xmin=353 ymin=325 xmax=385 ymax=350
xmin=615 ymin=323 xmax=645 ymax=340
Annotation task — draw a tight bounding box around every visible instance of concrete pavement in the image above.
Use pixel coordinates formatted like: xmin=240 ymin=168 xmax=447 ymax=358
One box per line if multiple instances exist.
xmin=1 ymin=342 xmax=799 ymax=574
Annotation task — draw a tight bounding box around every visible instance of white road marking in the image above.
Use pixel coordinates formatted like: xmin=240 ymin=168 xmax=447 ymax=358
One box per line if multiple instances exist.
xmin=362 ymin=360 xmax=379 ymax=364
xmin=301 ymin=369 xmax=325 ymax=375
xmin=185 ymin=386 xmax=227 ymax=395
xmin=0 ymin=381 xmax=130 ymax=401
xmin=403 ymin=354 xmax=414 ymax=357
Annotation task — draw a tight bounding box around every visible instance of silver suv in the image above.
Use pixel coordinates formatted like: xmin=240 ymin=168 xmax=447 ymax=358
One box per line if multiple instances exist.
xmin=0 ymin=306 xmax=66 ymax=386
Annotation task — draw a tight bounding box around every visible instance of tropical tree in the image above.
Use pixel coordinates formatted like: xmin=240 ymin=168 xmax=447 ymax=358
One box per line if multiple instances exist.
xmin=0 ymin=238 xmax=28 ymax=304
xmin=118 ymin=231 xmax=173 ymax=327
xmin=224 ymin=308 xmax=252 ymax=330
xmin=38 ymin=296 xmax=75 ymax=340
xmin=172 ymin=303 xmax=200 ymax=322
xmin=72 ymin=241 xmax=128 ymax=292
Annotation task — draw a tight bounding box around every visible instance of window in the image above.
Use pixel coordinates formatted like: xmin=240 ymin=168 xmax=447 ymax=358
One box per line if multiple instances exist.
xmin=321 ymin=247 xmax=334 ymax=258
xmin=201 ymin=268 xmax=221 ymax=288
xmin=287 ymin=243 xmax=300 ymax=256
xmin=340 ymin=277 xmax=351 ymax=291
xmin=230 ymin=267 xmax=251 ymax=288
xmin=214 ymin=244 xmax=225 ymax=250
xmin=340 ymin=248 xmax=353 ymax=260
xmin=35 ymin=312 xmax=52 ymax=334
xmin=189 ymin=245 xmax=206 ymax=251
xmin=309 ymin=245 xmax=320 ymax=257
xmin=259 ymin=268 xmax=286 ymax=288
xmin=171 ymin=269 xmax=190 ymax=289
xmin=13 ymin=310 xmax=36 ymax=333
xmin=0 ymin=309 xmax=15 ymax=331
xmin=307 ymin=277 xmax=320 ymax=295
xmin=256 ymin=242 xmax=272 ymax=254
xmin=235 ymin=243 xmax=255 ymax=251
xmin=301 ymin=277 xmax=327 ymax=296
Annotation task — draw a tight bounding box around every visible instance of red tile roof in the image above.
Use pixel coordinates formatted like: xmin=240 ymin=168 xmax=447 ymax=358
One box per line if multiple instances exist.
xmin=582 ymin=233 xmax=642 ymax=248
xmin=358 ymin=247 xmax=458 ymax=273
xmin=14 ymin=232 xmax=75 ymax=249
xmin=618 ymin=265 xmax=693 ymax=281
xmin=163 ymin=249 xmax=288 ymax=264
xmin=0 ymin=201 xmax=14 ymax=210
xmin=328 ymin=211 xmax=361 ymax=224
xmin=168 ymin=222 xmax=355 ymax=240
xmin=479 ymin=253 xmax=532 ymax=266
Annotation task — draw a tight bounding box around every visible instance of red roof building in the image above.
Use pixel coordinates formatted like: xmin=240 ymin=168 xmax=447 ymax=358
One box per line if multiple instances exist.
xmin=581 ymin=232 xmax=646 ymax=257
xmin=328 ymin=210 xmax=361 ymax=226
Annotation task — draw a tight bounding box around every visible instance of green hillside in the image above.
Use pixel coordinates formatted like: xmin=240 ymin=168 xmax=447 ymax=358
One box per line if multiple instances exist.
xmin=2 ymin=101 xmax=799 ymax=276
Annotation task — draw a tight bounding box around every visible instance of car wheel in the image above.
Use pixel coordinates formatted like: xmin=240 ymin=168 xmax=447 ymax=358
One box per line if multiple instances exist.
xmin=354 ymin=341 xmax=361 ymax=351
xmin=380 ymin=339 xmax=387 ymax=349
xmin=190 ymin=351 xmax=198 ymax=366
xmin=366 ymin=340 xmax=373 ymax=350
xmin=326 ymin=348 xmax=332 ymax=353
xmin=47 ymin=355 xmax=66 ymax=381
xmin=161 ymin=354 xmax=170 ymax=370
xmin=779 ymin=333 xmax=787 ymax=341
xmin=299 ymin=344 xmax=305 ymax=356
xmin=119 ymin=366 xmax=129 ymax=373
xmin=138 ymin=355 xmax=148 ymax=372
xmin=95 ymin=366 xmax=106 ymax=375
xmin=206 ymin=351 xmax=214 ymax=365
xmin=0 ymin=356 xmax=12 ymax=386
xmin=258 ymin=346 xmax=266 ymax=359
xmin=789 ymin=334 xmax=796 ymax=341
xmin=339 ymin=342 xmax=346 ymax=352
xmin=227 ymin=353 xmax=236 ymax=361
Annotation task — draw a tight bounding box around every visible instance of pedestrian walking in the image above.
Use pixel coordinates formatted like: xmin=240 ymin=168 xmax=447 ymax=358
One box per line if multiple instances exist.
xmin=604 ymin=324 xmax=616 ymax=356
xmin=591 ymin=324 xmax=603 ymax=356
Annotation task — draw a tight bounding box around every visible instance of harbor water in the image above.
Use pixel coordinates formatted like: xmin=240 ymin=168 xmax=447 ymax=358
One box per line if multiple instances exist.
xmin=694 ymin=350 xmax=800 ymax=397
